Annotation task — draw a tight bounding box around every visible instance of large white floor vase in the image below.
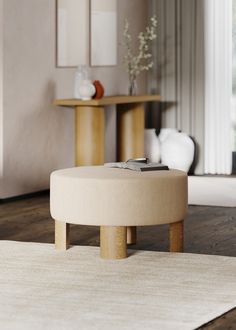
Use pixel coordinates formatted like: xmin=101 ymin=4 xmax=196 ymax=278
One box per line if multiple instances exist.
xmin=144 ymin=129 xmax=161 ymax=163
xmin=160 ymin=131 xmax=195 ymax=172
xmin=158 ymin=128 xmax=178 ymax=143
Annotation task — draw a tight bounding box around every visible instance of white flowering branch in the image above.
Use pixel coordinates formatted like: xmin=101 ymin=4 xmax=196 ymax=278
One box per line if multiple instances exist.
xmin=123 ymin=16 xmax=157 ymax=94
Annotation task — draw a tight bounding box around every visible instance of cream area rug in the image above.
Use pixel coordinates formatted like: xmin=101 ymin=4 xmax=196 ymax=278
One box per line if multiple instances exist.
xmin=0 ymin=241 xmax=236 ymax=330
xmin=188 ymin=176 xmax=236 ymax=207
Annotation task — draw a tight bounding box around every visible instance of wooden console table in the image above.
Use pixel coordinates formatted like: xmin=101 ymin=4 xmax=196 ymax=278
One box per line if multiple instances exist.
xmin=54 ymin=95 xmax=161 ymax=165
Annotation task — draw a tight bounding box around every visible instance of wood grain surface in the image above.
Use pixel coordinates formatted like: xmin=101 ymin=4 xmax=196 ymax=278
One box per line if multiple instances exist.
xmin=54 ymin=95 xmax=161 ymax=107
xmin=100 ymin=226 xmax=127 ymax=259
xmin=75 ymin=105 xmax=105 ymax=165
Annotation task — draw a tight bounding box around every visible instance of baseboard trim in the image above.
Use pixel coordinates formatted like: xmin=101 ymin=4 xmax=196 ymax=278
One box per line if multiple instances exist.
xmin=0 ymin=190 xmax=49 ymax=204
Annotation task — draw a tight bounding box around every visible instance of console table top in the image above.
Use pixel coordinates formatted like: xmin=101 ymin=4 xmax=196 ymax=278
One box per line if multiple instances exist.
xmin=54 ymin=95 xmax=161 ymax=107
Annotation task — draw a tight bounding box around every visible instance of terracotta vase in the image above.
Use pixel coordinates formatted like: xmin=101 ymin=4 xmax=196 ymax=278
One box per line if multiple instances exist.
xmin=93 ymin=80 xmax=105 ymax=99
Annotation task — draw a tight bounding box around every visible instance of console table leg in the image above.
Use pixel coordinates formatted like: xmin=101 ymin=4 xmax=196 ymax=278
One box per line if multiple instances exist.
xmin=117 ymin=102 xmax=145 ymax=246
xmin=117 ymin=102 xmax=145 ymax=161
xmin=100 ymin=226 xmax=127 ymax=259
xmin=75 ymin=106 xmax=105 ymax=166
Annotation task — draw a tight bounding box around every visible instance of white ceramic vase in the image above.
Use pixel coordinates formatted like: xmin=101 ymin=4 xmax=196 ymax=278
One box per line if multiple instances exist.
xmin=74 ymin=65 xmax=88 ymax=99
xmin=158 ymin=128 xmax=178 ymax=143
xmin=78 ymin=80 xmax=96 ymax=100
xmin=144 ymin=129 xmax=161 ymax=163
xmin=160 ymin=131 xmax=195 ymax=172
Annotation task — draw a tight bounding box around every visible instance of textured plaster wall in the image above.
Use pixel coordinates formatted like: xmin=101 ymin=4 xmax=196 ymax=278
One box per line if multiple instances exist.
xmin=0 ymin=0 xmax=147 ymax=198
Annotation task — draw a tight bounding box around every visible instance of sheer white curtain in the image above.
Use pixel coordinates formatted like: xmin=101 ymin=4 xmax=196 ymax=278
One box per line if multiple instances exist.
xmin=204 ymin=0 xmax=232 ymax=174
xmin=0 ymin=0 xmax=3 ymax=178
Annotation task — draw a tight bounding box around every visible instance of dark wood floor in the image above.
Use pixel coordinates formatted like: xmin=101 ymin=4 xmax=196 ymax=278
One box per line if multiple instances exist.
xmin=0 ymin=193 xmax=236 ymax=329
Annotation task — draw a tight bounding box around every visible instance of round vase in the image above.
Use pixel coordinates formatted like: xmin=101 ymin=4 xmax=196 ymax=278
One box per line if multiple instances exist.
xmin=144 ymin=129 xmax=161 ymax=163
xmin=93 ymin=80 xmax=105 ymax=99
xmin=158 ymin=128 xmax=178 ymax=143
xmin=161 ymin=132 xmax=195 ymax=172
xmin=79 ymin=80 xmax=96 ymax=100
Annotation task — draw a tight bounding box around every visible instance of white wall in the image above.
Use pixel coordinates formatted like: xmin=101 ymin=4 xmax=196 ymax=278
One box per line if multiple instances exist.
xmin=0 ymin=0 xmax=148 ymax=198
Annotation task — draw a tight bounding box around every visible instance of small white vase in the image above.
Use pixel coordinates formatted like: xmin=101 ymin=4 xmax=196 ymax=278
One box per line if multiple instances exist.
xmin=144 ymin=129 xmax=161 ymax=163
xmin=78 ymin=80 xmax=96 ymax=100
xmin=74 ymin=65 xmax=88 ymax=99
xmin=161 ymin=132 xmax=195 ymax=172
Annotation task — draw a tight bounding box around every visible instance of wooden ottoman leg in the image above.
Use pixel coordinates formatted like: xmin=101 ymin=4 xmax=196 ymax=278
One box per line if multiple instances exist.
xmin=55 ymin=220 xmax=70 ymax=250
xmin=100 ymin=226 xmax=127 ymax=259
xmin=117 ymin=103 xmax=145 ymax=248
xmin=169 ymin=220 xmax=184 ymax=252
xmin=127 ymin=226 xmax=137 ymax=245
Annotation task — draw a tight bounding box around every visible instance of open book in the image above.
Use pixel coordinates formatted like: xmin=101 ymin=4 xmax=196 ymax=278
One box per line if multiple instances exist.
xmin=104 ymin=158 xmax=169 ymax=172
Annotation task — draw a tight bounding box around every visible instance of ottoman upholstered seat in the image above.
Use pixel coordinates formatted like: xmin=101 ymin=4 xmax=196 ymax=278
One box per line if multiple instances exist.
xmin=50 ymin=166 xmax=187 ymax=259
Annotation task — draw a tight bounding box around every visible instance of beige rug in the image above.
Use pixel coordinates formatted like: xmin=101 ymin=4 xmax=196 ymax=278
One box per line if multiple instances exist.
xmin=0 ymin=241 xmax=236 ymax=330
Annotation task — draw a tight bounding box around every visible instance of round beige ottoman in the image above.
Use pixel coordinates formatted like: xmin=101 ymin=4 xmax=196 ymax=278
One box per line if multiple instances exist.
xmin=50 ymin=166 xmax=187 ymax=259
